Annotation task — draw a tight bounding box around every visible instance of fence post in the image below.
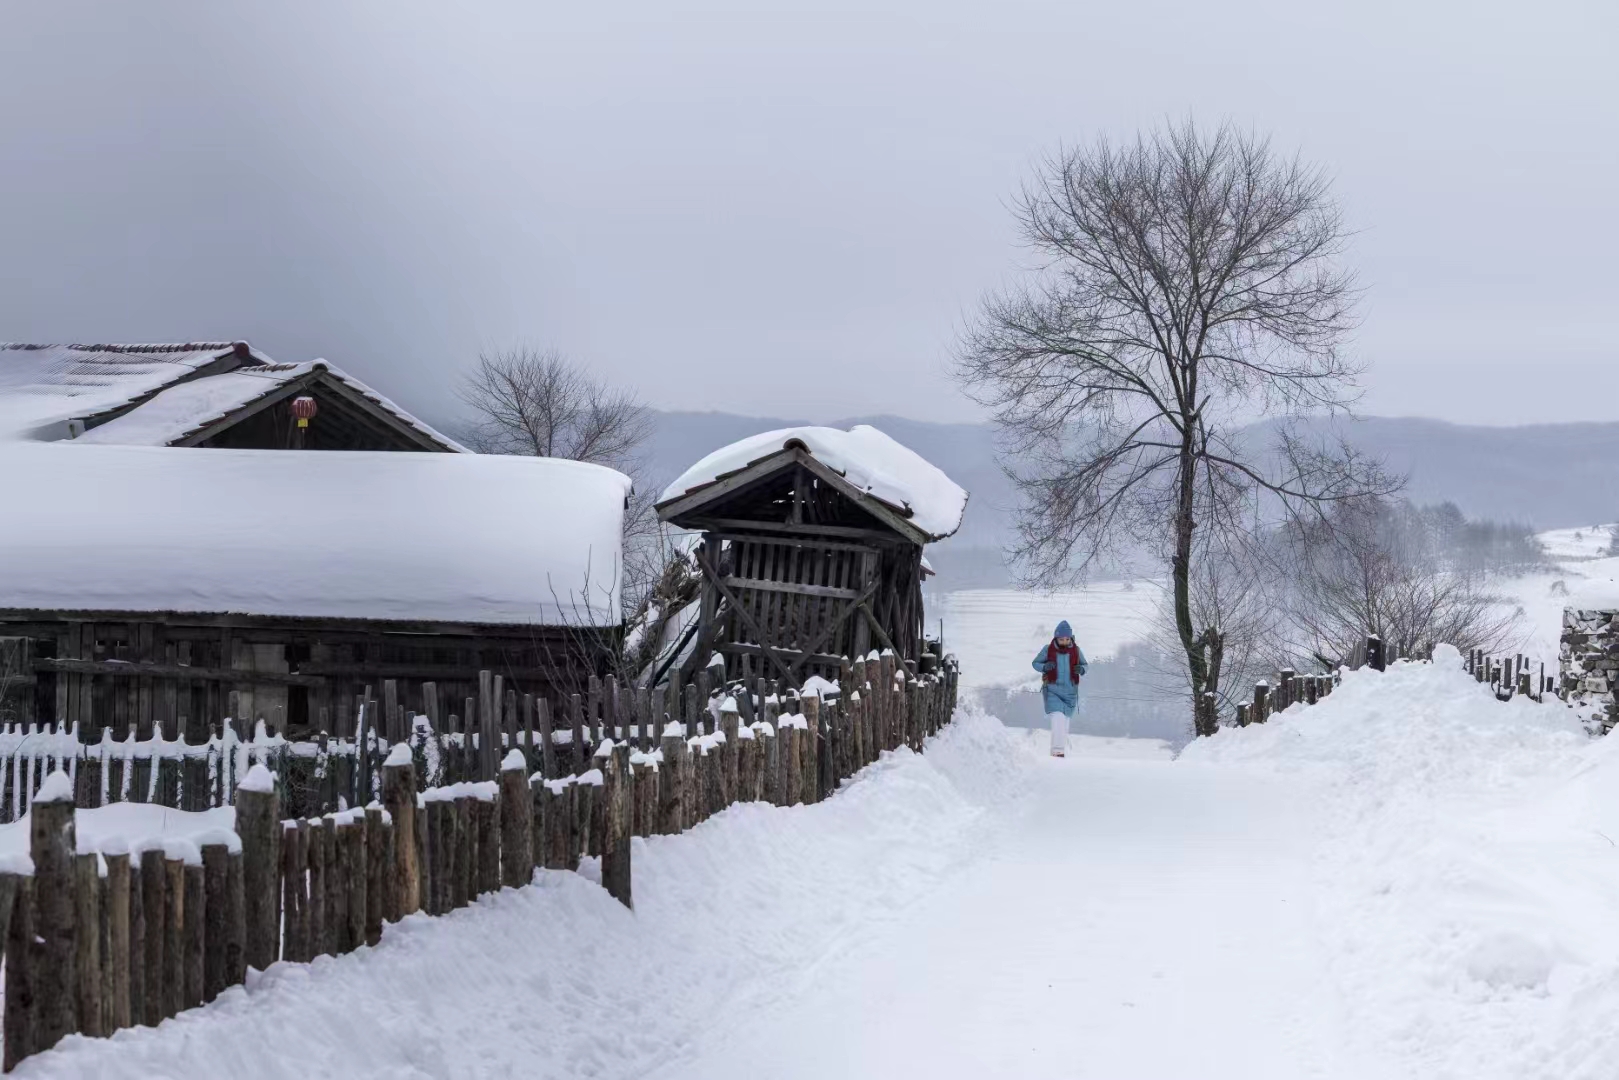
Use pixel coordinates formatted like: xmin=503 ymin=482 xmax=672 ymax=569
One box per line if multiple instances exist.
xmin=73 ymin=853 xmax=103 ymax=1038
xmin=31 ymin=772 xmax=78 ymax=1050
xmin=1252 ymin=681 xmax=1270 ymax=724
xmin=802 ymin=693 xmax=821 ymax=803
xmin=659 ymin=727 xmax=685 ymax=835
xmin=602 ymin=744 xmax=632 ymax=909
xmin=366 ymin=807 xmax=386 ymax=946
xmin=1368 ymin=634 xmax=1385 ymax=672
xmin=183 ymin=861 xmax=204 ymax=1009
xmin=501 ymin=751 xmax=533 ymax=889
xmin=381 ymin=749 xmax=418 ymax=919
xmin=719 ymin=698 xmax=740 ymax=806
xmin=235 ymin=764 xmax=279 ymax=973
xmin=4 ymin=877 xmax=35 ymax=1070
xmin=199 ymin=845 xmax=226 ymax=1003
xmin=104 ymin=851 xmax=131 ymax=1025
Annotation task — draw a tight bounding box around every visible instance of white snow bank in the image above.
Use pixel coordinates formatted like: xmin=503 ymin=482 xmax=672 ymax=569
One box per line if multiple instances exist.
xmin=660 ymin=425 xmax=967 ymax=540
xmin=1184 ymin=647 xmax=1619 ymax=1079
xmin=0 ymin=442 xmax=632 ymax=626
xmin=0 ymin=803 xmax=242 ymax=866
xmin=12 ymin=710 xmax=1027 ymax=1080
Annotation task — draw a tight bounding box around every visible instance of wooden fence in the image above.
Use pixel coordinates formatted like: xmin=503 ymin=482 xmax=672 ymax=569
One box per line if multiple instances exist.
xmin=0 ymin=649 xmax=959 ymax=824
xmin=0 ymin=653 xmax=959 ymax=1072
xmin=1224 ymin=634 xmax=1558 ymax=729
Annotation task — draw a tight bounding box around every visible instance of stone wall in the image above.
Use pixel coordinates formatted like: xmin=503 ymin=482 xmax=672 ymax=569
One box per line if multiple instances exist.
xmin=1560 ymin=608 xmax=1619 ymax=732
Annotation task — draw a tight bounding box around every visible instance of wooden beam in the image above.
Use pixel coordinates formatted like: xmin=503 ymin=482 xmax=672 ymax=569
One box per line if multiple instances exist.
xmin=0 ymin=608 xmax=617 ymax=641
xmin=34 ymin=657 xmax=324 ymax=688
xmin=698 ymin=522 xmax=891 ymax=548
xmin=720 ymin=576 xmax=861 ymax=602
xmin=717 ymin=643 xmax=848 ymax=669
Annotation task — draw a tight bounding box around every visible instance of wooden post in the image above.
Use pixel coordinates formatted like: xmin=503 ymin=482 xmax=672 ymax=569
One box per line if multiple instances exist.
xmin=365 ymin=807 xmax=385 ymax=946
xmin=602 ymin=744 xmax=632 ymax=909
xmin=719 ymin=698 xmax=740 ymax=806
xmin=305 ymin=821 xmax=326 ymax=958
xmin=536 ymin=698 xmax=557 ymax=780
xmin=529 ymin=776 xmax=547 ymax=870
xmin=802 ymin=693 xmax=821 ymax=804
xmin=163 ymin=856 xmax=183 ymax=1018
xmin=235 ymin=768 xmax=279 ymax=973
xmin=31 ymin=777 xmax=77 ymax=1048
xmin=280 ymin=824 xmax=305 ymax=964
xmin=105 ymin=852 xmax=132 ymax=1025
xmin=1252 ymin=681 xmax=1270 ymax=725
xmin=74 ymin=853 xmax=104 ymax=1037
xmin=224 ymin=849 xmax=246 ymax=988
xmin=183 ymin=862 xmax=204 ymax=1010
xmin=4 ymin=877 xmax=35 ymax=1070
xmin=569 ymin=693 xmax=585 ymax=774
xmin=344 ymin=819 xmax=367 ymax=951
xmin=658 ymin=733 xmax=685 ymax=835
xmin=543 ymin=783 xmax=571 ymax=869
xmin=501 ymin=754 xmax=533 ymax=889
xmin=451 ymin=798 xmax=470 ymax=910
xmin=381 ymin=757 xmax=418 ymax=919
xmin=140 ymin=848 xmax=165 ymax=1026
xmin=477 ymin=794 xmax=501 ymax=897
xmin=200 ymin=845 xmax=227 ymax=1004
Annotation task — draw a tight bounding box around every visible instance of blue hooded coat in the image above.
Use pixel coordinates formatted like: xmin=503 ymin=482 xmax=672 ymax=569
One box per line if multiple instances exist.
xmin=1032 ymin=620 xmax=1087 ymax=718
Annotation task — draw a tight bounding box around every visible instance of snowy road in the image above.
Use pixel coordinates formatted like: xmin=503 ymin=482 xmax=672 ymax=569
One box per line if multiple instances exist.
xmin=659 ymin=738 xmax=1376 ymax=1080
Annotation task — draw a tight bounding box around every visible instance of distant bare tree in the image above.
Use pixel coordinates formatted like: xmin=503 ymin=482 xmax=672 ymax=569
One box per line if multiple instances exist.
xmin=459 ymin=346 xmax=674 ymax=625
xmin=458 ymin=347 xmax=651 ymax=467
xmin=1283 ymin=498 xmax=1521 ymax=666
xmin=956 ymin=120 xmax=1399 ymax=736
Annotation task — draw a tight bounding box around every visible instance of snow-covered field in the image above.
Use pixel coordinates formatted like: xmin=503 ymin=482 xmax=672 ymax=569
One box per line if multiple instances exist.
xmin=931 ymin=581 xmax=1165 ymax=691
xmin=20 ymin=651 xmax=1619 ymax=1079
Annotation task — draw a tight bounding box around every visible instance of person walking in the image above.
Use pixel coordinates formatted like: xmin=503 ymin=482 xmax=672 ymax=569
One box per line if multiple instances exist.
xmin=1032 ymin=621 xmax=1086 ymax=757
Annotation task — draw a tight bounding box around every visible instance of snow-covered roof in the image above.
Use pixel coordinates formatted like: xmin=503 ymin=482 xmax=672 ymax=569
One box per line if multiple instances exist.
xmin=659 ymin=425 xmax=967 ymax=541
xmin=0 ymin=341 xmax=267 ymax=440
xmin=0 ymin=442 xmax=632 ymax=626
xmin=75 ymin=360 xmax=467 ymax=452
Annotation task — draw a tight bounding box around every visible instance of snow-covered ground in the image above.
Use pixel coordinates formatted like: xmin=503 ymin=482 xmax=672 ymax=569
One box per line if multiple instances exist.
xmin=21 ymin=651 xmax=1619 ymax=1079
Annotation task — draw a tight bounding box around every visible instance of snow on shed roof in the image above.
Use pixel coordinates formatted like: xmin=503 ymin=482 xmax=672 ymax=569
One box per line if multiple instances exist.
xmin=659 ymin=425 xmax=967 ymax=541
xmin=0 ymin=442 xmax=633 ymax=626
xmin=75 ymin=360 xmax=467 ymax=452
xmin=0 ymin=342 xmax=267 ymax=440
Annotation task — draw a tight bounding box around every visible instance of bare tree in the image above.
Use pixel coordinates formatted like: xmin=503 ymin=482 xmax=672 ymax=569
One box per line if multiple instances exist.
xmin=956 ymin=120 xmax=1398 ymax=736
xmin=1282 ymin=498 xmax=1521 ymax=666
xmin=458 ymin=346 xmax=675 ymax=622
xmin=458 ymin=347 xmax=651 ymax=467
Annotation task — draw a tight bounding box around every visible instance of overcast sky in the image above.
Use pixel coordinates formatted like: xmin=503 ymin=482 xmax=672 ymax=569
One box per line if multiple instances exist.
xmin=1 ymin=1 xmax=1613 ymax=426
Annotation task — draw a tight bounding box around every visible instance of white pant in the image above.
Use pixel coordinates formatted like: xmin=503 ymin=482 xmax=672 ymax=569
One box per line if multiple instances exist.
xmin=1048 ymin=711 xmax=1069 ymax=754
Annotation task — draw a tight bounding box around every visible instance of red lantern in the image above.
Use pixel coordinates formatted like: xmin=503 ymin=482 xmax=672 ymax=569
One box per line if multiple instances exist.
xmin=290 ymin=395 xmax=318 ymax=429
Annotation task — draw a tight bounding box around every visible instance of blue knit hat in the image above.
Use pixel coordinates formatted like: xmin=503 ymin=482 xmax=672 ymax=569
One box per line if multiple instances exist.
xmin=1055 ymin=620 xmax=1073 ymax=639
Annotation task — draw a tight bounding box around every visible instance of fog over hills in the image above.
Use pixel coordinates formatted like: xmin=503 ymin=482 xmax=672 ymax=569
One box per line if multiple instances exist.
xmin=645 ymin=411 xmax=1619 ymax=586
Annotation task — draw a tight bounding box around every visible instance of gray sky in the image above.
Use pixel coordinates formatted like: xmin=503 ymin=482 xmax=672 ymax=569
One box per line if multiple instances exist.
xmin=1 ymin=0 xmax=1613 ymax=426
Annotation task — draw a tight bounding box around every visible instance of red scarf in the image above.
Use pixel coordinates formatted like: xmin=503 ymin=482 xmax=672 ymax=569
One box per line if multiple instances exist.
xmin=1044 ymin=641 xmax=1082 ymax=684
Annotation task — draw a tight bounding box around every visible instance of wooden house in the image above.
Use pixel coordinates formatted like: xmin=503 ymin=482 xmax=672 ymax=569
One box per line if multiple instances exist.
xmin=0 ymin=342 xmax=628 ymax=740
xmin=0 ymin=341 xmax=462 ymax=451
xmin=654 ymin=426 xmax=966 ymax=685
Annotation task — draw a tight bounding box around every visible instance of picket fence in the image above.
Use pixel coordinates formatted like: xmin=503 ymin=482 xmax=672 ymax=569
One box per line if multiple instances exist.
xmin=0 ymin=654 xmax=959 ymax=1072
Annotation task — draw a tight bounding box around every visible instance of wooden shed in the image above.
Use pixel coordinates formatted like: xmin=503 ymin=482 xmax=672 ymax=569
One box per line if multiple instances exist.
xmin=654 ymin=426 xmax=966 ymax=685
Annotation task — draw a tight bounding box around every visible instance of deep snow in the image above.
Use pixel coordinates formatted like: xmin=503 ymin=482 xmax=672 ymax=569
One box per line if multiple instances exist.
xmin=16 ymin=654 xmax=1619 ymax=1079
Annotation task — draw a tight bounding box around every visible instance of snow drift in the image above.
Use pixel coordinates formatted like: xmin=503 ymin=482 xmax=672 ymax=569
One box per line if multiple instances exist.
xmin=1185 ymin=646 xmax=1619 ymax=1080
